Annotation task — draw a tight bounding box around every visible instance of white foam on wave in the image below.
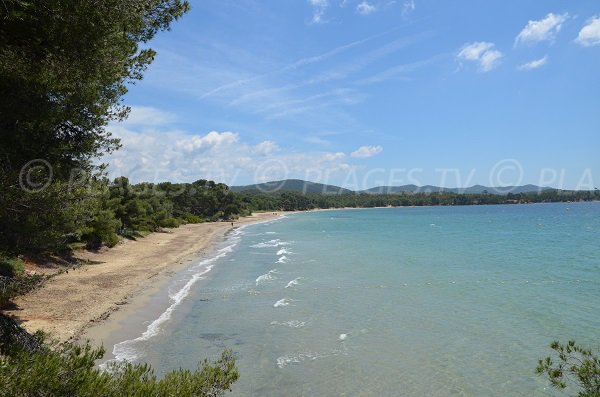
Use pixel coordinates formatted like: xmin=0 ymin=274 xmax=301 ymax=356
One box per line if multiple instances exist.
xmin=101 ymin=241 xmax=239 ymax=370
xmin=265 ymin=231 xmax=277 ymax=235
xmin=277 ymin=255 xmax=289 ymax=264
xmin=339 ymin=333 xmax=347 ymax=341
xmin=276 ymin=347 xmax=346 ymax=369
xmin=270 ymin=320 xmax=306 ymax=328
xmin=285 ymin=277 xmax=302 ymax=288
xmin=273 ymin=298 xmax=294 ymax=308
xmin=256 ymin=269 xmax=278 ymax=285
xmin=276 ymin=248 xmax=291 ymax=255
xmin=251 ymin=239 xmax=290 ymax=248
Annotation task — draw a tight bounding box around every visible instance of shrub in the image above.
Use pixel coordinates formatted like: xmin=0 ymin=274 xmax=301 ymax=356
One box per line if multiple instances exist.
xmin=181 ymin=212 xmax=203 ymax=224
xmin=159 ymin=218 xmax=181 ymax=228
xmin=0 ymin=256 xmax=24 ymax=277
xmin=537 ymin=340 xmax=600 ymax=396
xmin=0 ymin=334 xmax=239 ymax=397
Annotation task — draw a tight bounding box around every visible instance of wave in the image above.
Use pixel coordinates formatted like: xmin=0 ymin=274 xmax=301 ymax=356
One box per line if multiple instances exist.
xmin=265 ymin=231 xmax=277 ymax=235
xmin=276 ymin=255 xmax=289 ymax=264
xmin=251 ymin=239 xmax=290 ymax=248
xmin=276 ymin=347 xmax=346 ymax=369
xmin=270 ymin=320 xmax=306 ymax=328
xmin=285 ymin=277 xmax=302 ymax=288
xmin=276 ymin=248 xmax=291 ymax=255
xmin=256 ymin=269 xmax=278 ymax=285
xmin=273 ymin=298 xmax=294 ymax=308
xmin=101 ymin=242 xmax=238 ymax=369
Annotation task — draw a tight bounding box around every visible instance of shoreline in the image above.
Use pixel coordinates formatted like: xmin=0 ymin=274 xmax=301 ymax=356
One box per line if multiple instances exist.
xmin=4 ymin=212 xmax=282 ymax=343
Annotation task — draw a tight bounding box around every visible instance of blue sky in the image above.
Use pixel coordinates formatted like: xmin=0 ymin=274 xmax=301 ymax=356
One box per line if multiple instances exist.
xmin=106 ymin=0 xmax=600 ymax=190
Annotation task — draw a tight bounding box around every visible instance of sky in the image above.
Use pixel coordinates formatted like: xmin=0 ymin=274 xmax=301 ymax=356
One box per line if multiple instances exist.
xmin=105 ymin=0 xmax=600 ymax=190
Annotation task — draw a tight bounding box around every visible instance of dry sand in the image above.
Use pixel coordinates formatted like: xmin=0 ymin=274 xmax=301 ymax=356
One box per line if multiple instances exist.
xmin=5 ymin=212 xmax=281 ymax=342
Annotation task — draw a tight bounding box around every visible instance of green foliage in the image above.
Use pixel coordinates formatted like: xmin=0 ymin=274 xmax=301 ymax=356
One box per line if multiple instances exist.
xmin=0 ymin=0 xmax=189 ymax=253
xmin=537 ymin=340 xmax=600 ymax=397
xmin=82 ymin=209 xmax=122 ymax=248
xmin=0 ymin=335 xmax=239 ymax=397
xmin=0 ymin=256 xmax=25 ymax=276
xmin=160 ymin=218 xmax=181 ymax=228
xmin=181 ymin=212 xmax=204 ymax=224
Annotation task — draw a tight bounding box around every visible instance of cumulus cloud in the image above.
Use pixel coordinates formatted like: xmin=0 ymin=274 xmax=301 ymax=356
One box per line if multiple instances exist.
xmin=515 ymin=13 xmax=568 ymax=46
xmin=253 ymin=140 xmax=279 ymax=156
xmin=518 ymin=56 xmax=548 ymax=71
xmin=356 ymin=1 xmax=376 ymax=15
xmin=103 ymin=125 xmax=354 ymax=185
xmin=308 ymin=0 xmax=328 ymax=24
xmin=456 ymin=42 xmax=503 ymax=72
xmin=351 ymin=145 xmax=383 ymax=158
xmin=575 ymin=16 xmax=600 ymax=47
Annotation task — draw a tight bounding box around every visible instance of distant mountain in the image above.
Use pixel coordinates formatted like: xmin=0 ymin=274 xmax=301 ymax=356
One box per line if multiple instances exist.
xmin=231 ymin=179 xmax=555 ymax=195
xmin=230 ymin=179 xmax=352 ymax=194
xmin=360 ymin=184 xmax=553 ymax=195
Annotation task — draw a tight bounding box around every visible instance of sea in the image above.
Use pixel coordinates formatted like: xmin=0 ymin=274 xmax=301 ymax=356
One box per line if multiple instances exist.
xmin=104 ymin=202 xmax=600 ymax=396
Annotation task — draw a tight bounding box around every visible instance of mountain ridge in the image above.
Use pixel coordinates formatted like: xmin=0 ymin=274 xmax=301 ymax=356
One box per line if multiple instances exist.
xmin=231 ymin=179 xmax=554 ymax=195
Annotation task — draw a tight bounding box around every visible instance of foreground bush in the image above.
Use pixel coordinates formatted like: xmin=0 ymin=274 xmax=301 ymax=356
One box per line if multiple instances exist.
xmin=0 ymin=333 xmax=239 ymax=397
xmin=537 ymin=340 xmax=600 ymax=397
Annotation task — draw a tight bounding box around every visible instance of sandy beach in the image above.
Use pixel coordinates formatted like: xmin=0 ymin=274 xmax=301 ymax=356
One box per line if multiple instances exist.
xmin=5 ymin=212 xmax=281 ymax=342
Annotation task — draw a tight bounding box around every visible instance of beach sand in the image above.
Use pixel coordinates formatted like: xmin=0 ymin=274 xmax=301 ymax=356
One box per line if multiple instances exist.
xmin=5 ymin=212 xmax=281 ymax=342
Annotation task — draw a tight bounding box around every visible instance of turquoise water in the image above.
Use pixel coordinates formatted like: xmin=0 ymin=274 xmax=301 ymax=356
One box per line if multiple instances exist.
xmin=121 ymin=203 xmax=600 ymax=396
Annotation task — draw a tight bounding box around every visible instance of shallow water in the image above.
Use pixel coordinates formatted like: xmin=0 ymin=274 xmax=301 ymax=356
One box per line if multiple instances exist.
xmin=114 ymin=203 xmax=600 ymax=396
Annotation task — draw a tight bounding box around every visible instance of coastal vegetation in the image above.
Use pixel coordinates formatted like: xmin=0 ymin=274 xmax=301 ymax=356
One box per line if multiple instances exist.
xmin=0 ymin=327 xmax=238 ymax=397
xmin=537 ymin=340 xmax=600 ymax=397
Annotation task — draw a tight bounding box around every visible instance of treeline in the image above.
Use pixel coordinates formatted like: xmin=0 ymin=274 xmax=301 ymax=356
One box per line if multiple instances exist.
xmin=82 ymin=177 xmax=249 ymax=249
xmin=1 ymin=177 xmax=249 ymax=254
xmin=239 ymin=189 xmax=600 ymax=212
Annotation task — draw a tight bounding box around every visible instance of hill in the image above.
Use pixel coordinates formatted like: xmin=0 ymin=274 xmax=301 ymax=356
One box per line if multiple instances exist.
xmin=230 ymin=179 xmax=352 ymax=194
xmin=360 ymin=184 xmax=553 ymax=195
xmin=232 ymin=180 xmax=553 ymax=195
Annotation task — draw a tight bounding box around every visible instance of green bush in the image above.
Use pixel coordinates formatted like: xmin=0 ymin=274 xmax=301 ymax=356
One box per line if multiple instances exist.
xmin=181 ymin=212 xmax=203 ymax=224
xmin=0 ymin=335 xmax=239 ymax=397
xmin=159 ymin=218 xmax=181 ymax=228
xmin=0 ymin=256 xmax=25 ymax=277
xmin=537 ymin=340 xmax=600 ymax=396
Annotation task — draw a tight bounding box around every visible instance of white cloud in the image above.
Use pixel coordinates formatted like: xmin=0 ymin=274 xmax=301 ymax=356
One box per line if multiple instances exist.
xmin=351 ymin=145 xmax=383 ymax=158
xmin=308 ymin=0 xmax=328 ymax=24
xmin=401 ymin=0 xmax=415 ymax=17
xmin=356 ymin=1 xmax=376 ymax=15
xmin=518 ymin=56 xmax=548 ymax=71
xmin=175 ymin=131 xmax=239 ymax=153
xmin=575 ymin=16 xmax=600 ymax=47
xmin=456 ymin=42 xmax=503 ymax=72
xmin=253 ymin=140 xmax=279 ymax=156
xmin=104 ymin=125 xmax=355 ymax=185
xmin=515 ymin=13 xmax=568 ymax=46
xmin=121 ymin=106 xmax=176 ymax=126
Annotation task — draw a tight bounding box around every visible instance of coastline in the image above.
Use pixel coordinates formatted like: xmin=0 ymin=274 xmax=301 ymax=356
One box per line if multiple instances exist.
xmin=5 ymin=212 xmax=281 ymax=343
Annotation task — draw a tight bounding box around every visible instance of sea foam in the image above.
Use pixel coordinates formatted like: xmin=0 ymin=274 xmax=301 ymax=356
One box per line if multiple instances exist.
xmin=273 ymin=298 xmax=293 ymax=308
xmin=251 ymin=239 xmax=290 ymax=248
xmin=101 ymin=241 xmax=239 ymax=369
xmin=285 ymin=277 xmax=302 ymax=288
xmin=256 ymin=269 xmax=278 ymax=285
